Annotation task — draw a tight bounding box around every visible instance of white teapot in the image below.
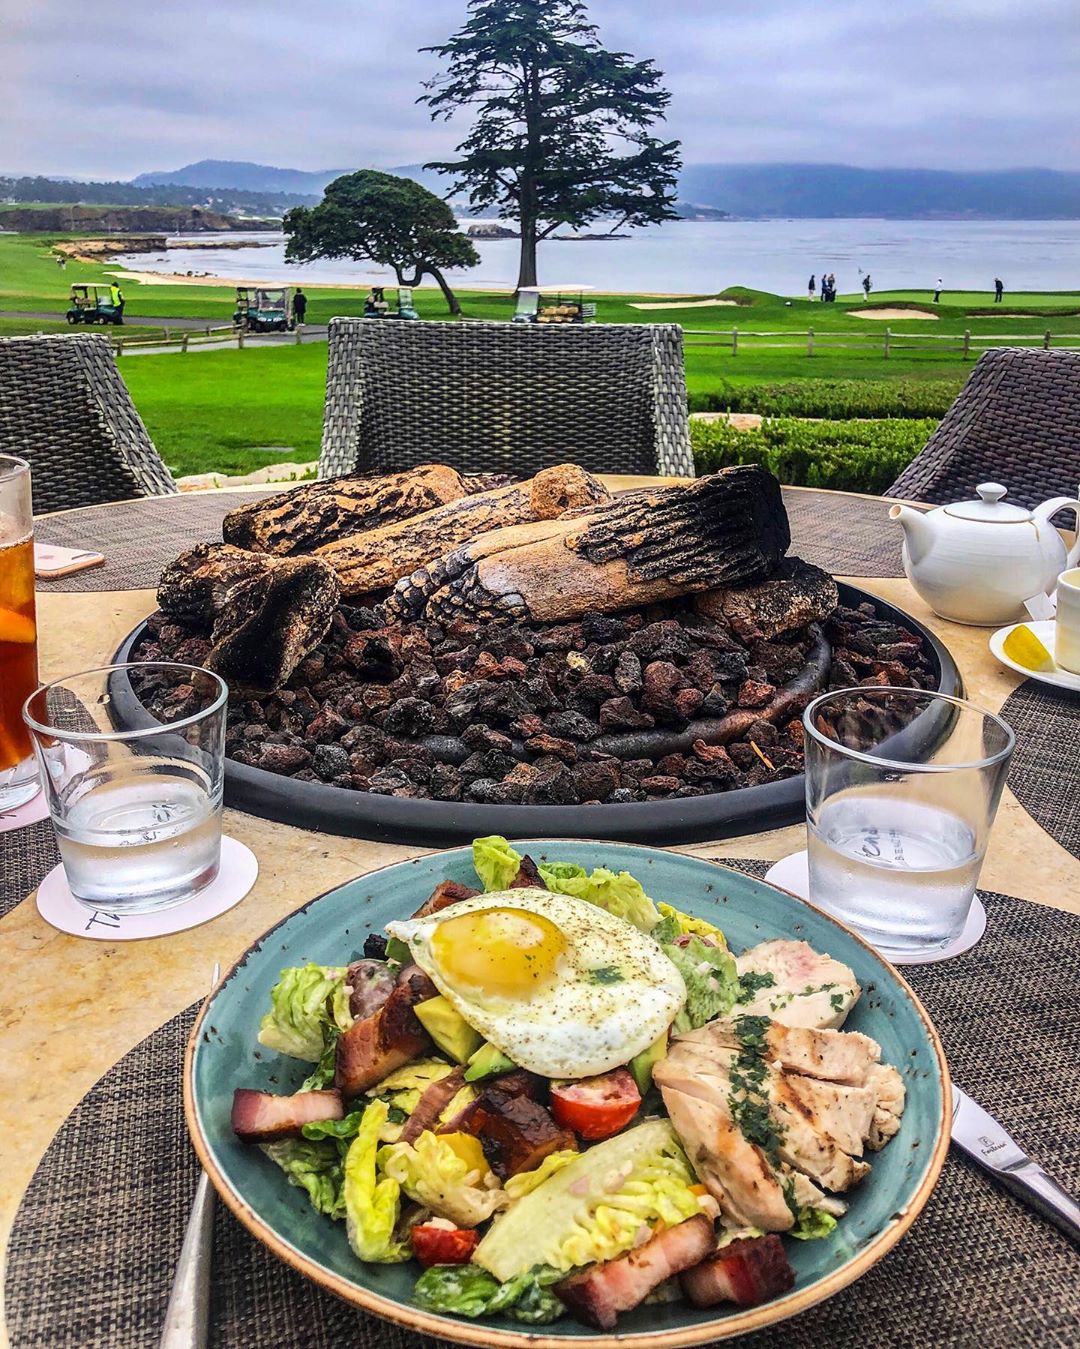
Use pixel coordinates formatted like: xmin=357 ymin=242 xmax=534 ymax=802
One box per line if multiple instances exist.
xmin=889 ymin=482 xmax=1080 ymax=626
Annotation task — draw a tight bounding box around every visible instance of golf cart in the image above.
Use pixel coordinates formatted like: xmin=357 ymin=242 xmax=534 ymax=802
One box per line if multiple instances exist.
xmin=363 ymin=286 xmax=419 ymax=320
xmin=233 ymin=287 xmax=295 ymax=332
xmin=66 ymin=284 xmax=123 ymax=326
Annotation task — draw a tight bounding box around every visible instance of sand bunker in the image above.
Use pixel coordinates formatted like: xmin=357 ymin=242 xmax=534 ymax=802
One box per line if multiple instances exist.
xmin=848 ymin=307 xmax=939 ymax=321
xmin=629 ymin=298 xmax=740 ymax=310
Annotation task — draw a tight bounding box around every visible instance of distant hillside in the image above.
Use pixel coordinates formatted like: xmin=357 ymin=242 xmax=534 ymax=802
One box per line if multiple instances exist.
xmin=133 ymin=160 xmax=350 ymax=195
xmin=0 ymin=174 xmax=312 ymax=216
xmin=677 ymin=164 xmax=1080 ymax=219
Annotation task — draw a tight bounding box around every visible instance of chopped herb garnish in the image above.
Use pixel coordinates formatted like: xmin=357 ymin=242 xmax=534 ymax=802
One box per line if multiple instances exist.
xmin=830 ymin=991 xmax=845 ymax=1013
xmin=728 ymin=1015 xmax=786 ymax=1168
xmin=737 ymin=970 xmax=776 ymax=1002
xmin=587 ymin=966 xmax=624 ymax=984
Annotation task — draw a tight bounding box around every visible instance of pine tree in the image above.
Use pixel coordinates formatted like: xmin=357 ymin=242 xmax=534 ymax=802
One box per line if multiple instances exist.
xmin=421 ymin=0 xmax=681 ymax=289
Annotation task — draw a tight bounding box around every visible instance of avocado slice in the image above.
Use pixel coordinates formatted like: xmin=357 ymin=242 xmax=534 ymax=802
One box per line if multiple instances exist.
xmin=629 ymin=1032 xmax=668 ymax=1095
xmin=414 ymin=996 xmax=484 ymax=1065
xmin=464 ymin=1041 xmax=517 ymax=1082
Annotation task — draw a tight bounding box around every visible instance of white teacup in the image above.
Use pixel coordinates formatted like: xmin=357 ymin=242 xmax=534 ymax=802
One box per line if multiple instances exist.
xmin=1056 ymin=567 xmax=1080 ymax=673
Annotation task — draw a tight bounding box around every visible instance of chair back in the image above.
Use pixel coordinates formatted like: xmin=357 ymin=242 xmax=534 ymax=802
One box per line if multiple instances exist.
xmin=319 ymin=319 xmax=694 ymax=479
xmin=888 ymin=348 xmax=1080 ymax=508
xmin=0 ymin=334 xmax=176 ymax=514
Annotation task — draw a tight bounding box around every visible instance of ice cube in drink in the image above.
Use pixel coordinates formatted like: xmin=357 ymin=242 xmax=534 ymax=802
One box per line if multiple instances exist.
xmin=807 ymin=794 xmax=981 ymax=955
xmin=53 ymin=763 xmax=222 ymax=910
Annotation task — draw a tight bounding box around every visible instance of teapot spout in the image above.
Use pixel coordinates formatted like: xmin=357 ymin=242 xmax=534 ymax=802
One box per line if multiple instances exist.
xmin=888 ymin=503 xmax=933 ymax=565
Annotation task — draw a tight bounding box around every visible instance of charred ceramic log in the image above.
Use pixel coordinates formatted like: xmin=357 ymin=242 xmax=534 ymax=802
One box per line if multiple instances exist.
xmin=695 ymin=560 xmax=840 ymax=642
xmin=158 ymin=543 xmax=279 ymax=629
xmin=391 ymin=467 xmax=790 ymax=624
xmin=221 ymin=464 xmax=472 ymax=556
xmin=204 ymin=557 xmax=341 ymax=694
xmin=315 ymin=464 xmax=610 ymax=596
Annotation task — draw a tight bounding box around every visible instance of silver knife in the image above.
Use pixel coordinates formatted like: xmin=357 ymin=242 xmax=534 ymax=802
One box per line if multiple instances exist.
xmin=951 ymin=1083 xmax=1080 ymax=1245
xmin=159 ymin=964 xmax=220 ymax=1348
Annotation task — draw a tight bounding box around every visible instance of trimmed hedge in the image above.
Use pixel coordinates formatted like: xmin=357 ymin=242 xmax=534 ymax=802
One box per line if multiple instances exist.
xmin=691 ymin=416 xmax=937 ymax=495
xmin=689 ymin=377 xmax=962 ymax=419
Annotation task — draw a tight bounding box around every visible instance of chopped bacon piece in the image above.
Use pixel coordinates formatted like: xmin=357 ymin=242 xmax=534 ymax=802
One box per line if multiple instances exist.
xmin=401 ymin=1067 xmax=466 ymax=1144
xmin=345 ymin=958 xmax=396 ymax=1020
xmin=334 ymin=964 xmax=436 ymax=1098
xmin=452 ymin=1083 xmax=576 ymax=1178
xmin=555 ymin=1215 xmax=714 ymax=1330
xmin=437 ymin=1068 xmax=540 ymax=1133
xmin=679 ymin=1234 xmax=795 ymax=1309
xmin=508 ymin=855 xmax=543 ymax=888
xmin=411 ymin=879 xmax=481 ymax=918
xmin=231 ymin=1088 xmax=343 ymax=1143
xmin=411 ymin=1222 xmax=481 ymax=1267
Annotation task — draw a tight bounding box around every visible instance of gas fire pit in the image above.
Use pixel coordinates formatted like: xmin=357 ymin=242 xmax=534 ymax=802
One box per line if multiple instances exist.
xmin=116 ymin=464 xmax=960 ymax=844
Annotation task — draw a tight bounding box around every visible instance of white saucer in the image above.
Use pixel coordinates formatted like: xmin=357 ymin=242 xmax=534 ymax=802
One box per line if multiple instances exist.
xmin=0 ymin=785 xmax=48 ymax=832
xmin=989 ymin=620 xmax=1080 ymax=693
xmin=763 ymin=850 xmax=987 ymax=965
xmin=36 ymin=836 xmax=258 ymax=940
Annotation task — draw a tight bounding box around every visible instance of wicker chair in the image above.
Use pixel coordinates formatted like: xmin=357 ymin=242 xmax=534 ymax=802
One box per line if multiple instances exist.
xmin=888 ymin=348 xmax=1080 ymax=508
xmin=319 ymin=318 xmax=695 ymax=479
xmin=0 ymin=334 xmax=176 ymax=514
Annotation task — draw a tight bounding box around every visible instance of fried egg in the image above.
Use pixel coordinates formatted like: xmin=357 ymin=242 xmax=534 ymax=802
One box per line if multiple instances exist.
xmin=387 ymin=887 xmax=686 ymax=1079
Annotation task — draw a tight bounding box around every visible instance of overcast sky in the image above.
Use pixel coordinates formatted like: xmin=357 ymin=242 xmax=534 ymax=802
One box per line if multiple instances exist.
xmin=5 ymin=0 xmax=1079 ymax=180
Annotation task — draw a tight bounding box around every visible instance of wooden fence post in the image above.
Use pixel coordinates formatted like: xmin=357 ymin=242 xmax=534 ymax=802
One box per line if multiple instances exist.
xmin=1044 ymin=330 xmax=1052 ymax=350
xmin=883 ymin=328 xmax=890 ymax=360
xmin=807 ymin=327 xmax=814 ymax=356
xmin=731 ymin=327 xmax=738 ymax=356
xmin=295 ymin=327 xmax=302 ymax=345
xmin=181 ymin=333 xmax=189 ymax=353
xmin=962 ymin=329 xmax=971 ymax=360
xmin=238 ymin=327 xmax=245 ymax=349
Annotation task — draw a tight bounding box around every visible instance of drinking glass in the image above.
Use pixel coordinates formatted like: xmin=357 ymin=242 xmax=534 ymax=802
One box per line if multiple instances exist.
xmin=23 ymin=662 xmax=227 ymax=912
xmin=0 ymin=455 xmax=40 ymax=810
xmin=803 ymin=686 xmax=1015 ymax=957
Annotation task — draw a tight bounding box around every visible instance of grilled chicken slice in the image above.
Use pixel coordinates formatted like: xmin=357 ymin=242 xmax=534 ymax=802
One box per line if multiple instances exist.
xmin=231 ymin=1087 xmax=343 ymax=1142
xmin=680 ymin=1234 xmax=795 ymax=1309
xmin=555 ymin=1215 xmax=715 ymax=1329
xmin=780 ymin=1074 xmax=877 ymax=1158
xmin=866 ymin=1064 xmax=906 ymax=1150
xmin=681 ymin=1018 xmax=881 ymax=1087
xmin=655 ymin=1066 xmax=795 ymax=1231
xmin=735 ymin=939 xmax=860 ymax=1029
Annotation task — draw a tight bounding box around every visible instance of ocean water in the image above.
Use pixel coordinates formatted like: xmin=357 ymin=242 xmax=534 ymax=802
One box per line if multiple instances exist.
xmin=122 ymin=218 xmax=1080 ymax=296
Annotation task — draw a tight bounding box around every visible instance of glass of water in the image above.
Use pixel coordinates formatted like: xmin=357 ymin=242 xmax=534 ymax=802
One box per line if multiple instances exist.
xmin=23 ymin=662 xmax=227 ymax=912
xmin=803 ymin=686 xmax=1014 ymax=958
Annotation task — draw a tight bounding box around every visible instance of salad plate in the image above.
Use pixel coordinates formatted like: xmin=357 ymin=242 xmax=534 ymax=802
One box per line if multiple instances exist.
xmin=185 ymin=841 xmax=950 ymax=1346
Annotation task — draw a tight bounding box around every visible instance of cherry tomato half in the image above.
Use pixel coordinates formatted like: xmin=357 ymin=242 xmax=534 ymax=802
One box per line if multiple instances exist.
xmin=551 ymin=1068 xmax=642 ymax=1140
xmin=411 ymin=1223 xmax=481 ymax=1267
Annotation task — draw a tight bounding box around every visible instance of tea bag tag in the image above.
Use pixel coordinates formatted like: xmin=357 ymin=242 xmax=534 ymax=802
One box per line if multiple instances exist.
xmin=1024 ymin=592 xmax=1056 ymax=621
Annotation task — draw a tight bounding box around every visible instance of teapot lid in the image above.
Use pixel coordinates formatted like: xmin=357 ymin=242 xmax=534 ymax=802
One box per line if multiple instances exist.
xmin=944 ymin=483 xmax=1032 ymax=523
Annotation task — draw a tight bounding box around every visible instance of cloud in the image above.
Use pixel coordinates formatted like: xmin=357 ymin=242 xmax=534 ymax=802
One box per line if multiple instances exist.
xmin=3 ymin=0 xmax=1077 ymax=179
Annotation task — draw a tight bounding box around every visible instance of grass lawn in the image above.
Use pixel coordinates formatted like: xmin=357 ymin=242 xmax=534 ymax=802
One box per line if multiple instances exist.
xmin=5 ymin=230 xmax=1080 ymax=478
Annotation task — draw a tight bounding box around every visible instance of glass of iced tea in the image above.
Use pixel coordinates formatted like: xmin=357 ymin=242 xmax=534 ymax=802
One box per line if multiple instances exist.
xmin=23 ymin=662 xmax=227 ymax=912
xmin=0 ymin=455 xmax=40 ymax=810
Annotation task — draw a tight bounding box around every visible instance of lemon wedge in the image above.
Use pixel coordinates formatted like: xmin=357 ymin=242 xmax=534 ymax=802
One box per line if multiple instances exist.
xmin=1002 ymin=624 xmax=1055 ymax=672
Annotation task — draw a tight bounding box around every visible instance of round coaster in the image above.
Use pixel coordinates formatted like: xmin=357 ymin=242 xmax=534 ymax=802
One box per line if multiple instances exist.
xmin=0 ymin=785 xmax=48 ymax=833
xmin=763 ymin=850 xmax=987 ymax=965
xmin=36 ymin=836 xmax=258 ymax=939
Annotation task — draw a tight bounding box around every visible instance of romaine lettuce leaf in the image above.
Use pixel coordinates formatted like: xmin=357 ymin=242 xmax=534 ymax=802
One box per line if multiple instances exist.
xmin=503 ymin=1150 xmax=578 ymax=1201
xmin=342 ymin=1100 xmax=410 ymax=1263
xmin=790 ymin=1206 xmax=839 ymax=1240
xmin=261 ymin=1137 xmax=345 ymax=1219
xmin=663 ymin=937 xmax=741 ymax=1032
xmin=539 ymin=863 xmax=660 ymax=932
xmin=414 ymin=1264 xmax=565 ymax=1324
xmin=655 ymin=901 xmax=728 ymax=946
xmin=378 ymin=1130 xmax=507 ymax=1227
xmin=472 ymin=835 xmax=523 ymax=891
xmin=258 ymin=964 xmax=352 ymax=1063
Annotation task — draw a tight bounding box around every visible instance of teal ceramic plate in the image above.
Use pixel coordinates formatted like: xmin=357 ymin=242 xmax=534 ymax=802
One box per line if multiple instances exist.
xmin=185 ymin=842 xmax=950 ymax=1348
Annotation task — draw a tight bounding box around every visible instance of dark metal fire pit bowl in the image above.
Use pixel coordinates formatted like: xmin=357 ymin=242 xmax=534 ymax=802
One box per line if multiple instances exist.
xmin=113 ymin=584 xmax=960 ymax=846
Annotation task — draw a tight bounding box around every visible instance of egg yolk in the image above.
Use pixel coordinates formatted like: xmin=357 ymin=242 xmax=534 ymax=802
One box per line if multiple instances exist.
xmin=430 ymin=907 xmax=566 ymax=999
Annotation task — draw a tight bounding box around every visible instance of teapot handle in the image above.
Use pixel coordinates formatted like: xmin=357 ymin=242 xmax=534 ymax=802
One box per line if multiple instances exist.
xmin=1033 ymin=497 xmax=1080 ymax=570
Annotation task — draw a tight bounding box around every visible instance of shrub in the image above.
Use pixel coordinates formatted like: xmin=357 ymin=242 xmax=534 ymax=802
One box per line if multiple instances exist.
xmin=689 ymin=378 xmax=962 ymax=419
xmin=691 ymin=417 xmax=938 ymax=495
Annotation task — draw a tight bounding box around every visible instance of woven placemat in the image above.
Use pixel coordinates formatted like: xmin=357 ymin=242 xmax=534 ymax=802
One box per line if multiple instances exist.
xmin=7 ymin=861 xmax=1079 ymax=1348
xmin=0 ymin=816 xmax=58 ymax=918
xmin=35 ymin=490 xmax=279 ymax=592
xmin=781 ymin=489 xmax=902 ymax=578
xmin=1001 ymin=680 xmax=1080 ymax=862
